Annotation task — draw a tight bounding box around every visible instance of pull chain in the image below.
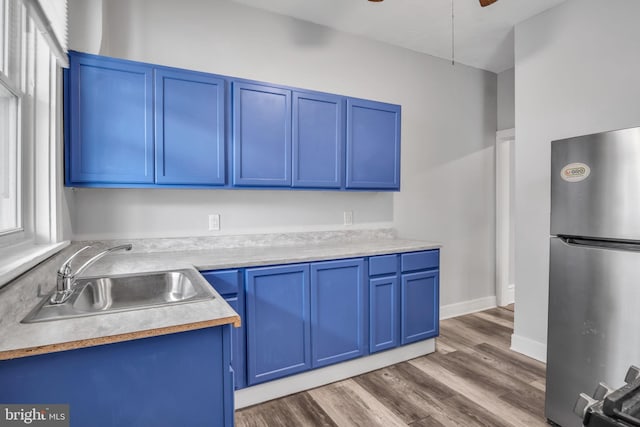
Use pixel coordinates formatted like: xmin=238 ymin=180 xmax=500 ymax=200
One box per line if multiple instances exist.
xmin=451 ymin=0 xmax=455 ymax=66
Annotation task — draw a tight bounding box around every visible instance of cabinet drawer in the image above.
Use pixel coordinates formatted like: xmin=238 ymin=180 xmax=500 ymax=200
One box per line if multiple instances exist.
xmin=201 ymin=270 xmax=240 ymax=295
xmin=401 ymin=250 xmax=439 ymax=273
xmin=369 ymin=254 xmax=398 ymax=276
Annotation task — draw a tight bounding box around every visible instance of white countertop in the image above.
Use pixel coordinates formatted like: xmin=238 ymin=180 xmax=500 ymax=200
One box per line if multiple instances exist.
xmin=0 ymin=229 xmax=440 ymax=360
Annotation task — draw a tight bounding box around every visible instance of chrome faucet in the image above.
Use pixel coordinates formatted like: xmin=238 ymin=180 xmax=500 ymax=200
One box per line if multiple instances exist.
xmin=50 ymin=244 xmax=133 ymax=304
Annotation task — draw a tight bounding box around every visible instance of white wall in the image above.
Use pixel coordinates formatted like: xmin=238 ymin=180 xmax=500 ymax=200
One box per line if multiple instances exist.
xmin=497 ymin=67 xmax=514 ymax=131
xmin=513 ymin=0 xmax=640 ymax=360
xmin=67 ymin=0 xmax=497 ymax=306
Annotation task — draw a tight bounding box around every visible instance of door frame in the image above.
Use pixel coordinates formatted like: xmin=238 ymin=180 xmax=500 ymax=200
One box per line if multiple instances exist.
xmin=496 ymin=128 xmax=515 ymax=307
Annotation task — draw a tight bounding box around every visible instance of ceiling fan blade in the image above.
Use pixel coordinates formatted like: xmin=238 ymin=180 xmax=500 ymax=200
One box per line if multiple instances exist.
xmin=479 ymin=0 xmax=498 ymax=6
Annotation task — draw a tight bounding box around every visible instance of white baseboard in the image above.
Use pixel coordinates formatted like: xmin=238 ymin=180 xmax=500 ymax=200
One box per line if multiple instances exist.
xmin=510 ymin=333 xmax=547 ymax=363
xmin=440 ymin=296 xmax=497 ymax=320
xmin=235 ymin=339 xmax=435 ymax=409
xmin=505 ymin=284 xmax=515 ymax=306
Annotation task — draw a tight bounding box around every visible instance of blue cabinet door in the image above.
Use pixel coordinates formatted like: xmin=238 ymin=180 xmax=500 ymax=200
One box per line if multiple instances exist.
xmin=68 ymin=52 xmax=154 ymax=184
xmin=310 ymin=259 xmax=366 ymax=368
xmin=154 ymin=68 xmax=226 ymax=185
xmin=346 ymin=98 xmax=401 ymax=190
xmin=201 ymin=269 xmax=246 ymax=390
xmin=369 ymin=275 xmax=399 ymax=353
xmin=233 ymin=82 xmax=292 ymax=187
xmin=292 ymin=92 xmax=344 ymax=188
xmin=401 ymin=270 xmax=439 ymax=345
xmin=245 ymin=264 xmax=311 ymax=385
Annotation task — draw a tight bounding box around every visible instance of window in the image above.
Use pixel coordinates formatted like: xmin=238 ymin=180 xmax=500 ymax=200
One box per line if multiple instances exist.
xmin=0 ymin=0 xmax=22 ymax=237
xmin=0 ymin=0 xmax=69 ymax=287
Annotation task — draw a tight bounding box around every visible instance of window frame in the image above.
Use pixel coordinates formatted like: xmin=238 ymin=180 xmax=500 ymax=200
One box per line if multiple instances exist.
xmin=0 ymin=80 xmax=22 ymax=240
xmin=0 ymin=0 xmax=69 ymax=289
xmin=0 ymin=0 xmax=24 ymax=244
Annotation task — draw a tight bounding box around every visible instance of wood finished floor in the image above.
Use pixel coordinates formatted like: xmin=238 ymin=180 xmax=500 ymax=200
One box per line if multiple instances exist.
xmin=235 ymin=306 xmax=546 ymax=427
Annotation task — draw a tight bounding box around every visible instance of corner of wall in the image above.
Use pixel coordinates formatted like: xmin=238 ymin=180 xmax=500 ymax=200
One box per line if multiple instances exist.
xmin=510 ymin=333 xmax=546 ymax=363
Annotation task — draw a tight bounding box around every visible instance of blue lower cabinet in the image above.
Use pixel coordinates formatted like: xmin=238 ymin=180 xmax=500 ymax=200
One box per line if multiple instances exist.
xmin=401 ymin=270 xmax=439 ymax=345
xmin=201 ymin=269 xmax=246 ymax=389
xmin=310 ymin=259 xmax=366 ymax=368
xmin=0 ymin=327 xmax=234 ymax=427
xmin=245 ymin=264 xmax=311 ymax=385
xmin=369 ymin=275 xmax=399 ymax=353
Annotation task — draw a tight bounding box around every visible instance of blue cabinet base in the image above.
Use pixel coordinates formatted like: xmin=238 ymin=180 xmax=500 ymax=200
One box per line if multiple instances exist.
xmin=0 ymin=327 xmax=234 ymax=427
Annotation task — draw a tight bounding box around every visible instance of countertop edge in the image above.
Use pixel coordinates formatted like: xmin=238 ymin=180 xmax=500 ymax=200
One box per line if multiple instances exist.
xmin=0 ymin=314 xmax=241 ymax=361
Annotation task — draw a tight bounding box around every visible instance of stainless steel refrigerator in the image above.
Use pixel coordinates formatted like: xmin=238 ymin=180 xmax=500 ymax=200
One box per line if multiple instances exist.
xmin=546 ymin=126 xmax=640 ymax=426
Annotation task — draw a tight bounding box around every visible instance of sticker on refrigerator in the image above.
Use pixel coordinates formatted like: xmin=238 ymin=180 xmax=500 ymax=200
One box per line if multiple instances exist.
xmin=561 ymin=163 xmax=591 ymax=182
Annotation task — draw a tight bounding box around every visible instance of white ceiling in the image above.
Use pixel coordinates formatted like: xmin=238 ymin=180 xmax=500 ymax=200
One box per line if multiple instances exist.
xmin=231 ymin=0 xmax=566 ymax=74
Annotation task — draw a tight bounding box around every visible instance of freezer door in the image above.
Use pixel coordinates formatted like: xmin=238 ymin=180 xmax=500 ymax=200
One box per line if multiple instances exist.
xmin=551 ymin=126 xmax=640 ymax=241
xmin=546 ymin=237 xmax=640 ymax=427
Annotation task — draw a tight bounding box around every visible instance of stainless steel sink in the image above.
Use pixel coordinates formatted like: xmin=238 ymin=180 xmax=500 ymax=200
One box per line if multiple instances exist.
xmin=22 ymin=269 xmax=215 ymax=323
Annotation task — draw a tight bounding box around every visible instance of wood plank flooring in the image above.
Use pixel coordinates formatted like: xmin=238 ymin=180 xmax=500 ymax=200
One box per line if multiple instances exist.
xmin=235 ymin=306 xmax=547 ymax=427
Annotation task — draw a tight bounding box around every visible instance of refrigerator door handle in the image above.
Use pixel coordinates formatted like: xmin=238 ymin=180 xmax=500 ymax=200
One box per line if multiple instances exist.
xmin=560 ymin=236 xmax=640 ymax=252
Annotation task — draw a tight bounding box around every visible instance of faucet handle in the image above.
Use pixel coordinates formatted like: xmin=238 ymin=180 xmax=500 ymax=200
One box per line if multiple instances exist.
xmin=58 ymin=245 xmax=93 ymax=275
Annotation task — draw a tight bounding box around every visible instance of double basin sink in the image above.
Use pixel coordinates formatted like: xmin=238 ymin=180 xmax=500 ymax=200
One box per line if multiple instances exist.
xmin=23 ymin=269 xmax=216 ymax=323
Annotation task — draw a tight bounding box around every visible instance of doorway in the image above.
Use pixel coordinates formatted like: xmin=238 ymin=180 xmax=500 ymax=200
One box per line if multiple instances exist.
xmin=496 ymin=128 xmax=515 ymax=307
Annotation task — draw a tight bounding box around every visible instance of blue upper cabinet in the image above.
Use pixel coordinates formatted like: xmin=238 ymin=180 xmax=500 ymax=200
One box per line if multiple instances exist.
xmin=65 ymin=51 xmax=402 ymax=191
xmin=292 ymin=92 xmax=344 ymax=188
xmin=233 ymin=82 xmax=292 ymax=187
xmin=346 ymin=98 xmax=401 ymax=190
xmin=67 ymin=52 xmax=154 ymax=184
xmin=310 ymin=258 xmax=366 ymax=368
xmin=154 ymin=68 xmax=226 ymax=185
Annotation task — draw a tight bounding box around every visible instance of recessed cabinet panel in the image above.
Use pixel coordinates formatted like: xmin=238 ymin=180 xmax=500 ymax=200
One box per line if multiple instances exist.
xmin=401 ymin=270 xmax=439 ymax=345
xmin=346 ymin=99 xmax=401 ymax=190
xmin=68 ymin=54 xmax=154 ymax=184
xmin=155 ymin=69 xmax=225 ymax=185
xmin=293 ymin=92 xmax=344 ymax=188
xmin=233 ymin=83 xmax=292 ymax=187
xmin=369 ymin=276 xmax=399 ymax=353
xmin=245 ymin=264 xmax=311 ymax=385
xmin=311 ymin=259 xmax=366 ymax=368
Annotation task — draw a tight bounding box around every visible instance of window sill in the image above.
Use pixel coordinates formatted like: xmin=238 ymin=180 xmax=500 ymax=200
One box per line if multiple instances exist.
xmin=0 ymin=241 xmax=70 ymax=289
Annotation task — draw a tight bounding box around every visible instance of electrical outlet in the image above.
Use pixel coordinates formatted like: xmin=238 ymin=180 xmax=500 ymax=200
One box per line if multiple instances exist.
xmin=208 ymin=214 xmax=220 ymax=231
xmin=344 ymin=211 xmax=353 ymax=226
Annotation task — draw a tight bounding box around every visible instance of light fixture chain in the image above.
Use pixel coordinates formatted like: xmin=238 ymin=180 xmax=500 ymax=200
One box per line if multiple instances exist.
xmin=451 ymin=0 xmax=455 ymax=65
